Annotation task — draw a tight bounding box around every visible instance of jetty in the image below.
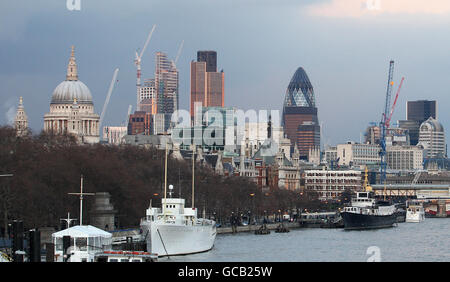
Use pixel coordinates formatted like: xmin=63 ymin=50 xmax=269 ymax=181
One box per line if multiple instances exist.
xmin=217 ymin=222 xmax=299 ymax=234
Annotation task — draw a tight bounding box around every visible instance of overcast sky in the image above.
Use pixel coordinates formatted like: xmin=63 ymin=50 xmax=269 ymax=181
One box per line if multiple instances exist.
xmin=1 ymin=0 xmax=449 ymax=146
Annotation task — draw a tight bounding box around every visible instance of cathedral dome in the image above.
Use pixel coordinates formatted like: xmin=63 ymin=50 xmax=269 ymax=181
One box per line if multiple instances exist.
xmin=51 ymin=80 xmax=92 ymax=104
xmin=50 ymin=46 xmax=93 ymax=105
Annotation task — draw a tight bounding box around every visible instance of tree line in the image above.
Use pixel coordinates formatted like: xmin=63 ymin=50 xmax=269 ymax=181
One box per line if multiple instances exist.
xmin=0 ymin=126 xmax=327 ymax=234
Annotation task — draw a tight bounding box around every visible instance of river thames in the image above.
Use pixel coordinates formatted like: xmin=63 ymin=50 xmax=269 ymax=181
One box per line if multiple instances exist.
xmin=161 ymin=218 xmax=449 ymax=262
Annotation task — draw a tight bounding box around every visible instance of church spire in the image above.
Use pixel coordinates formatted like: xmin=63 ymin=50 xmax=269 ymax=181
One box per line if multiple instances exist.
xmin=66 ymin=45 xmax=78 ymax=81
xmin=15 ymin=96 xmax=28 ymax=137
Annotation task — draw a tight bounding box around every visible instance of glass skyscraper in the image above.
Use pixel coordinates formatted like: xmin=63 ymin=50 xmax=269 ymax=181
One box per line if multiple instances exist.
xmin=282 ymin=67 xmax=320 ymax=160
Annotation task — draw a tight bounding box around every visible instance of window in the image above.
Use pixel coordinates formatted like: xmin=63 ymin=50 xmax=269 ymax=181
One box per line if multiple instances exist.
xmin=76 ymin=237 xmax=87 ymax=251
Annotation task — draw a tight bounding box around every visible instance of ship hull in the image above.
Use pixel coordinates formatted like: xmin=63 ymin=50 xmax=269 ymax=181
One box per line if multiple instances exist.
xmin=406 ymin=212 xmax=425 ymax=223
xmin=342 ymin=212 xmax=397 ymax=230
xmin=142 ymin=221 xmax=216 ymax=257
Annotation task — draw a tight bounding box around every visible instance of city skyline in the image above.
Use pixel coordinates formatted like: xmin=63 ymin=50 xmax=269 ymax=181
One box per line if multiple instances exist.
xmin=1 ymin=0 xmax=449 ymax=146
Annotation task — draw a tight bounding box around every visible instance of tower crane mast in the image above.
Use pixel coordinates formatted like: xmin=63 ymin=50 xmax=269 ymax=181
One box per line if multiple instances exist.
xmin=379 ymin=60 xmax=395 ymax=185
xmin=99 ymin=68 xmax=119 ymax=136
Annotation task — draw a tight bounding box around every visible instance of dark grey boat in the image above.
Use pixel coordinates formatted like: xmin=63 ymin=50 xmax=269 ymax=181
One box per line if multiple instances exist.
xmin=342 ymin=192 xmax=397 ymax=230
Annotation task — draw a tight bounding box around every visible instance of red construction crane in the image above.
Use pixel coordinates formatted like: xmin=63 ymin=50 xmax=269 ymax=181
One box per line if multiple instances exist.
xmin=385 ymin=76 xmax=404 ymax=129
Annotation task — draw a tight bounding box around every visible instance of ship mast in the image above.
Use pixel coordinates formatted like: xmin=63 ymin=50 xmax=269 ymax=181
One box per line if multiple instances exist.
xmin=192 ymin=146 xmax=195 ymax=209
xmin=68 ymin=175 xmax=94 ymax=226
xmin=163 ymin=145 xmax=168 ymax=215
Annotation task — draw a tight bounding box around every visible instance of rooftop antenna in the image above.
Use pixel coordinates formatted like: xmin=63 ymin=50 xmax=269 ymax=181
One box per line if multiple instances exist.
xmin=68 ymin=175 xmax=95 ymax=226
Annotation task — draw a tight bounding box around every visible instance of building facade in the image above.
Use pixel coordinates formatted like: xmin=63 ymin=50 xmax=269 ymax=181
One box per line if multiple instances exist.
xmin=418 ymin=117 xmax=446 ymax=159
xmin=127 ymin=111 xmax=152 ymax=135
xmin=138 ymin=79 xmax=157 ymax=113
xmin=386 ymin=145 xmax=423 ymax=170
xmin=43 ymin=46 xmax=100 ymax=144
xmin=337 ymin=142 xmax=380 ymax=167
xmin=102 ymin=126 xmax=127 ymax=145
xmin=305 ymin=170 xmax=362 ymax=201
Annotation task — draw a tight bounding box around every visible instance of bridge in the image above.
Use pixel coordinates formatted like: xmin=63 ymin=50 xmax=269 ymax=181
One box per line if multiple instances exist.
xmin=370 ymin=184 xmax=450 ymax=199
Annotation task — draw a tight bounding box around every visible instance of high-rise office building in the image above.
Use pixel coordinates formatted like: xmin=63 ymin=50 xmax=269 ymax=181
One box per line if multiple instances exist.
xmin=407 ymin=100 xmax=437 ymax=122
xmin=399 ymin=100 xmax=437 ymax=145
xmin=282 ymin=67 xmax=320 ymax=160
xmin=418 ymin=117 xmax=446 ymax=159
xmin=190 ymin=51 xmax=224 ymax=120
xmin=197 ymin=51 xmax=217 ymax=72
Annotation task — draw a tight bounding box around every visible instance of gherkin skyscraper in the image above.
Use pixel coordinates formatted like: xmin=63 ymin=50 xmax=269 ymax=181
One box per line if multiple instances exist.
xmin=282 ymin=67 xmax=320 ymax=160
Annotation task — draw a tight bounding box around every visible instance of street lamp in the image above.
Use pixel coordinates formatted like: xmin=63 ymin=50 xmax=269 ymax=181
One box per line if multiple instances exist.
xmin=249 ymin=193 xmax=255 ymax=223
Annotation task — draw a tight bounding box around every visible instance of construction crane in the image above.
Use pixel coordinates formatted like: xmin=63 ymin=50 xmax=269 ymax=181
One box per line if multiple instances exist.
xmin=99 ymin=68 xmax=119 ymax=134
xmin=385 ymin=77 xmax=405 ymax=129
xmin=126 ymin=105 xmax=132 ymax=123
xmin=174 ymin=40 xmax=184 ymax=65
xmin=379 ymin=60 xmax=395 ymax=185
xmin=412 ymin=170 xmax=423 ymax=185
xmin=135 ymin=25 xmax=156 ymax=107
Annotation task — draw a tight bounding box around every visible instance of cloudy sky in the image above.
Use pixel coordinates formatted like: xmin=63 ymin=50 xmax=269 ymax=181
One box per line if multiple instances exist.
xmin=1 ymin=0 xmax=449 ymax=146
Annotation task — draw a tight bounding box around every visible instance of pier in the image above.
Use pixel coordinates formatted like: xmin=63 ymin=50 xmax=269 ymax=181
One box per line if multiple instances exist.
xmin=216 ymin=222 xmax=299 ymax=234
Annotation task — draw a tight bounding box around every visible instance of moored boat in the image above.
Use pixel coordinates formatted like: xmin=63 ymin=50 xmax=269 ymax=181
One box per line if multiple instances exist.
xmin=342 ymin=191 xmax=397 ymax=230
xmin=140 ymin=146 xmax=216 ymax=257
xmin=406 ymin=200 xmax=425 ymax=223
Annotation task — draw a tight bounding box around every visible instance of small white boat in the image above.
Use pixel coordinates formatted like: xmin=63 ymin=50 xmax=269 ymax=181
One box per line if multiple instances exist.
xmin=406 ymin=200 xmax=425 ymax=223
xmin=94 ymin=250 xmax=157 ymax=262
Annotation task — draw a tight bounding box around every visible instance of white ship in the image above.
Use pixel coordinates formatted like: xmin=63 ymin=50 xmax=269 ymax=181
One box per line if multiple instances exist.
xmin=140 ymin=146 xmax=216 ymax=257
xmin=406 ymin=200 xmax=425 ymax=223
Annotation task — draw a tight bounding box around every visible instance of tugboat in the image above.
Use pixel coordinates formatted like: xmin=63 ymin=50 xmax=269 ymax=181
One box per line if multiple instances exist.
xmin=140 ymin=146 xmax=216 ymax=256
xmin=406 ymin=200 xmax=425 ymax=223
